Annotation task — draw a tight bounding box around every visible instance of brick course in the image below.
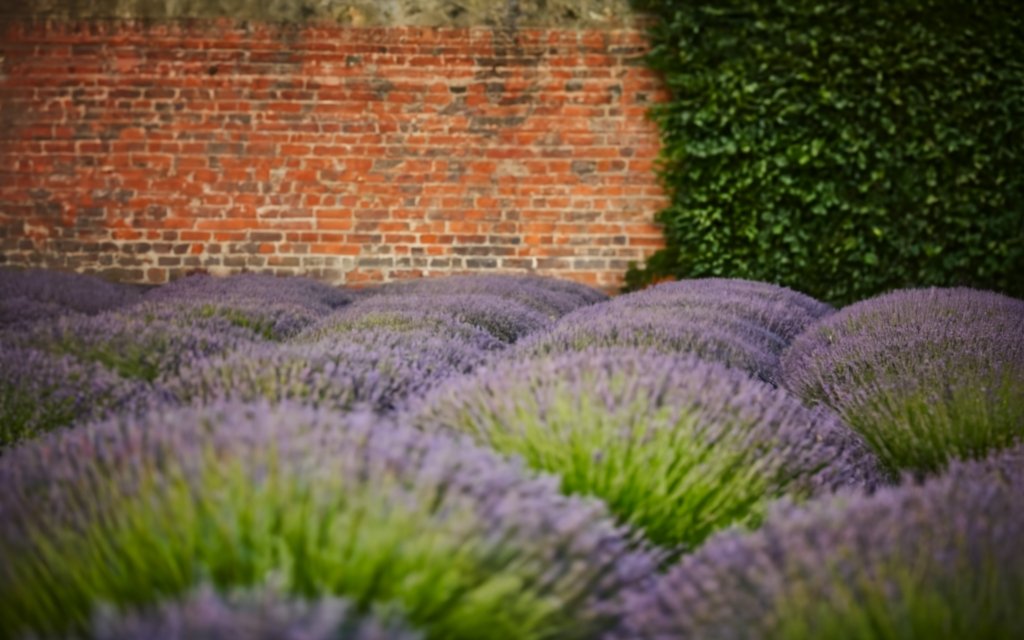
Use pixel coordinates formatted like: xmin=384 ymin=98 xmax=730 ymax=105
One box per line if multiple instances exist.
xmin=0 ymin=19 xmax=667 ymax=291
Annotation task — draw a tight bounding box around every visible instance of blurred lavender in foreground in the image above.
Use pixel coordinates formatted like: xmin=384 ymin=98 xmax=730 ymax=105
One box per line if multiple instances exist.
xmin=620 ymin=278 xmax=833 ymax=345
xmin=411 ymin=348 xmax=885 ymax=551
xmin=0 ymin=401 xmax=657 ymax=639
xmin=613 ymin=445 xmax=1024 ymax=640
xmin=0 ymin=267 xmax=140 ymax=328
xmin=85 ymin=583 xmax=421 ymax=640
xmin=783 ymin=287 xmax=1024 ymax=473
xmin=161 ymin=330 xmax=493 ymax=414
xmin=517 ymin=303 xmax=783 ymax=384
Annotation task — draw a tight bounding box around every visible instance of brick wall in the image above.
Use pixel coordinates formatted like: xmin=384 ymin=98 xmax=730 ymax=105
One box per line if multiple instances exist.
xmin=0 ymin=19 xmax=667 ymax=291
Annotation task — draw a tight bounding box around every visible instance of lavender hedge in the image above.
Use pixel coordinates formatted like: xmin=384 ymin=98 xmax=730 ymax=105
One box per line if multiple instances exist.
xmin=783 ymin=287 xmax=1024 ymax=473
xmin=518 ymin=304 xmax=783 ymax=384
xmin=614 ymin=445 xmax=1024 ymax=640
xmin=410 ymin=349 xmax=885 ymax=551
xmin=87 ymin=583 xmax=421 ymax=640
xmin=162 ymin=330 xmax=492 ymax=414
xmin=0 ymin=267 xmax=140 ymax=328
xmin=0 ymin=401 xmax=656 ymax=639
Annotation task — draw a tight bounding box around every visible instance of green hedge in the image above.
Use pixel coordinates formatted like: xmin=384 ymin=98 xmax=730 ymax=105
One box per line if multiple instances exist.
xmin=627 ymin=1 xmax=1024 ymax=304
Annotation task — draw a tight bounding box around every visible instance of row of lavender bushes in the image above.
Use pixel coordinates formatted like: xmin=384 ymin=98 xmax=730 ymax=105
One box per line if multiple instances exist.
xmin=0 ymin=266 xmax=1022 ymax=639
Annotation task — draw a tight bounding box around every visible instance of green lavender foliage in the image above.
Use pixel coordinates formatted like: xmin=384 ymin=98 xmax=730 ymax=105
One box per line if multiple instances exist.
xmin=627 ymin=0 xmax=1024 ymax=304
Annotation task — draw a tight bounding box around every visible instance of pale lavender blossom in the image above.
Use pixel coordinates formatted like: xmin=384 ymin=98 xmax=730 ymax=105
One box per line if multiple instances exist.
xmin=0 ymin=267 xmax=141 ymax=327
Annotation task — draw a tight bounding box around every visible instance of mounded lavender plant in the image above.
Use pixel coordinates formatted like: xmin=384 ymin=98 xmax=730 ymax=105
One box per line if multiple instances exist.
xmin=410 ymin=349 xmax=885 ymax=551
xmin=783 ymin=287 xmax=1024 ymax=473
xmin=621 ymin=278 xmax=833 ymax=345
xmin=6 ymin=310 xmax=254 ymax=382
xmin=0 ymin=267 xmax=140 ymax=326
xmin=0 ymin=401 xmax=657 ymax=639
xmin=296 ymin=308 xmax=505 ymax=353
xmin=371 ymin=274 xmax=606 ymax=317
xmin=144 ymin=272 xmax=352 ymax=311
xmin=339 ymin=293 xmax=551 ymax=343
xmin=162 ymin=331 xmax=492 ymax=414
xmin=0 ymin=346 xmax=143 ymax=448
xmin=517 ymin=303 xmax=783 ymax=384
xmin=614 ymin=445 xmax=1024 ymax=640
xmin=87 ymin=583 xmax=421 ymax=640
xmin=140 ymin=299 xmax=325 ymax=341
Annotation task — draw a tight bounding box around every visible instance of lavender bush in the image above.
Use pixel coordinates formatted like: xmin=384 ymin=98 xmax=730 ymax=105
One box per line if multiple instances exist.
xmin=370 ymin=274 xmax=606 ymax=317
xmin=339 ymin=293 xmax=551 ymax=343
xmin=86 ymin=583 xmax=421 ymax=640
xmin=295 ymin=308 xmax=504 ymax=353
xmin=614 ymin=445 xmax=1024 ymax=640
xmin=0 ymin=401 xmax=657 ymax=639
xmin=410 ymin=349 xmax=885 ymax=551
xmin=0 ymin=267 xmax=140 ymax=327
xmin=144 ymin=272 xmax=352 ymax=311
xmin=161 ymin=332 xmax=493 ymax=414
xmin=620 ymin=278 xmax=833 ymax=345
xmin=517 ymin=304 xmax=783 ymax=384
xmin=783 ymin=287 xmax=1024 ymax=473
xmin=0 ymin=346 xmax=143 ymax=448
xmin=6 ymin=311 xmax=253 ymax=382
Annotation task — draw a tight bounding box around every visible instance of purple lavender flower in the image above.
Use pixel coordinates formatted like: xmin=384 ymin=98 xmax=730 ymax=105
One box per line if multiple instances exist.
xmin=782 ymin=287 xmax=1024 ymax=473
xmin=410 ymin=348 xmax=885 ymax=550
xmin=369 ymin=274 xmax=607 ymax=317
xmin=144 ymin=272 xmax=353 ymax=312
xmin=332 ymin=293 xmax=551 ymax=343
xmin=296 ymin=308 xmax=505 ymax=353
xmin=87 ymin=583 xmax=421 ymax=640
xmin=622 ymin=278 xmax=833 ymax=345
xmin=0 ymin=346 xmax=144 ymax=448
xmin=6 ymin=309 xmax=254 ymax=382
xmin=517 ymin=303 xmax=783 ymax=384
xmin=613 ymin=445 xmax=1024 ymax=639
xmin=0 ymin=401 xmax=657 ymax=639
xmin=161 ymin=330 xmax=492 ymax=414
xmin=0 ymin=267 xmax=140 ymax=327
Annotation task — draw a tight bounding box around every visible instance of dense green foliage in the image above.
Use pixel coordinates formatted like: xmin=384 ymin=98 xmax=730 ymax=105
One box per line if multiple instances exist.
xmin=627 ymin=0 xmax=1024 ymax=304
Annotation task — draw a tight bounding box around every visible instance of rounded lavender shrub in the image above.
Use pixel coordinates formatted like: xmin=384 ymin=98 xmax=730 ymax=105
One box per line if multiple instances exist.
xmin=782 ymin=287 xmax=1024 ymax=474
xmin=372 ymin=274 xmax=606 ymax=317
xmin=296 ymin=308 xmax=504 ymax=353
xmin=7 ymin=311 xmax=253 ymax=382
xmin=615 ymin=445 xmax=1024 ymax=640
xmin=0 ymin=401 xmax=656 ymax=639
xmin=335 ymin=293 xmax=550 ymax=343
xmin=88 ymin=583 xmax=421 ymax=640
xmin=162 ymin=331 xmax=492 ymax=414
xmin=144 ymin=272 xmax=352 ymax=311
xmin=410 ymin=349 xmax=885 ymax=551
xmin=517 ymin=303 xmax=783 ymax=384
xmin=622 ymin=278 xmax=833 ymax=345
xmin=0 ymin=267 xmax=140 ymax=326
xmin=0 ymin=346 xmax=143 ymax=448
xmin=140 ymin=299 xmax=325 ymax=341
